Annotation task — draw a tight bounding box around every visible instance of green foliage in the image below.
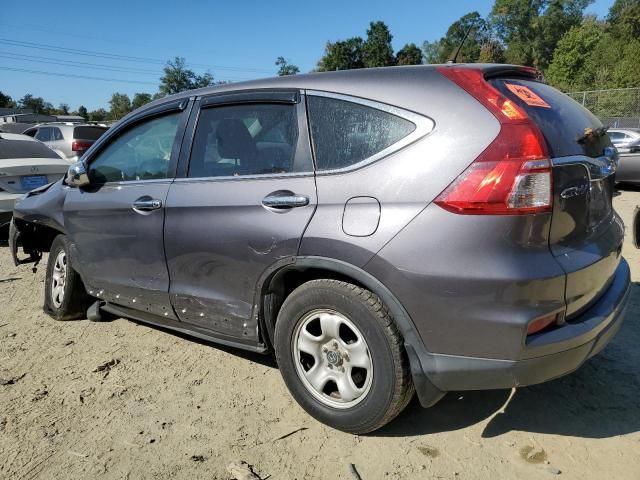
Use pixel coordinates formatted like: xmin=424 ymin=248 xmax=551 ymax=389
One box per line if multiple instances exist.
xmin=132 ymin=92 xmax=153 ymax=110
xmin=362 ymin=21 xmax=395 ymax=67
xmin=58 ymin=103 xmax=70 ymax=115
xmin=276 ymin=57 xmax=300 ymax=76
xmin=0 ymin=91 xmax=16 ymax=108
xmin=18 ymin=94 xmax=53 ymax=114
xmin=109 ymin=93 xmax=132 ymax=120
xmin=159 ymin=57 xmax=216 ymax=96
xmin=316 ymin=37 xmax=365 ymax=71
xmin=490 ymin=0 xmax=592 ymax=69
xmin=395 ymin=43 xmax=423 ymax=65
xmin=426 ymin=12 xmax=490 ymax=64
xmin=88 ymin=108 xmax=108 ymax=122
xmin=78 ymin=105 xmax=88 ymax=120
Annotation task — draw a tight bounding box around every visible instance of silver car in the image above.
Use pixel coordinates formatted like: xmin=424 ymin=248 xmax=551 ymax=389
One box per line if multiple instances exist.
xmin=0 ymin=133 xmax=69 ymax=227
xmin=23 ymin=123 xmax=108 ymax=163
xmin=610 ymin=128 xmax=640 ymax=184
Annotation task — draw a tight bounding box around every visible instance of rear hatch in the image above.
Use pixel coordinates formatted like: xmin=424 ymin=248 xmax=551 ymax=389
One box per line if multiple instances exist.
xmin=490 ymin=76 xmax=623 ymax=318
xmin=72 ymin=126 xmax=108 ymax=155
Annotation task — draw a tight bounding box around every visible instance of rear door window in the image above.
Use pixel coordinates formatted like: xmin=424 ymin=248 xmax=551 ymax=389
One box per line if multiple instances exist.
xmin=307 ymin=95 xmax=416 ymax=171
xmin=490 ymin=79 xmax=609 ymax=158
xmin=188 ymin=103 xmax=299 ymax=178
xmin=52 ymin=127 xmax=64 ymax=140
xmin=35 ymin=127 xmax=53 ymax=142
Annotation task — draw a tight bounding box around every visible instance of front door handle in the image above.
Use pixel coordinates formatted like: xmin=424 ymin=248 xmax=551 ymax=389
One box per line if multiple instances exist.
xmin=132 ymin=196 xmax=163 ymax=212
xmin=262 ymin=192 xmax=309 ymax=209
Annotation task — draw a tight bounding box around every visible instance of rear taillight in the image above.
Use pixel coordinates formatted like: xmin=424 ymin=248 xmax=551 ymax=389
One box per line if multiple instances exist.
xmin=435 ymin=67 xmax=552 ymax=215
xmin=72 ymin=140 xmax=92 ymax=152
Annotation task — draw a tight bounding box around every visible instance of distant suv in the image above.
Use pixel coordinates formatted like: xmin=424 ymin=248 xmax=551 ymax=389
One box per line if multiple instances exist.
xmin=23 ymin=123 xmax=108 ymax=162
xmin=10 ymin=65 xmax=630 ymax=433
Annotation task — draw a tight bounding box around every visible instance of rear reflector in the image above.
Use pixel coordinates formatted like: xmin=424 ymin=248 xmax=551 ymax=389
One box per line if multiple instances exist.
xmin=435 ymin=67 xmax=552 ymax=215
xmin=72 ymin=140 xmax=92 ymax=152
xmin=527 ymin=313 xmax=558 ymax=335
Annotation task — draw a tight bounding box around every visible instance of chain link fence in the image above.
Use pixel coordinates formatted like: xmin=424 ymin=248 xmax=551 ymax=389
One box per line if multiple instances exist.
xmin=566 ymin=87 xmax=640 ymax=128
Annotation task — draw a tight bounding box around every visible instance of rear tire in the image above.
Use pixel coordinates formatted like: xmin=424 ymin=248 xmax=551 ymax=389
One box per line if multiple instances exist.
xmin=44 ymin=235 xmax=91 ymax=321
xmin=274 ymin=279 xmax=414 ymax=434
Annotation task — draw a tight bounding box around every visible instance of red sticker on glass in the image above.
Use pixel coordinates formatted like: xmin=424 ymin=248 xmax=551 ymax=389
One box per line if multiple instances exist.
xmin=505 ymin=83 xmax=550 ymax=108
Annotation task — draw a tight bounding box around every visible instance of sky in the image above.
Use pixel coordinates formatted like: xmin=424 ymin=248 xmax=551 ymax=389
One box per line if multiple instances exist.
xmin=1 ymin=0 xmax=615 ymax=111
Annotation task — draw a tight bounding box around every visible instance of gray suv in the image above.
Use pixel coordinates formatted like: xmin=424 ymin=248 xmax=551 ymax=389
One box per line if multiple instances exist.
xmin=23 ymin=123 xmax=108 ymax=162
xmin=10 ymin=64 xmax=630 ymax=433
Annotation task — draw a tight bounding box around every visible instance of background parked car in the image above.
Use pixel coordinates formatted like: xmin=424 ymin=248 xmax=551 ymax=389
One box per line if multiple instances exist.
xmin=0 ymin=132 xmax=70 ymax=227
xmin=22 ymin=123 xmax=108 ymax=162
xmin=610 ymin=128 xmax=640 ymax=185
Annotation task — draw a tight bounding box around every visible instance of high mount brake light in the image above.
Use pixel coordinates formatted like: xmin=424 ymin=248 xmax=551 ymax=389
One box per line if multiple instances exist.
xmin=435 ymin=67 xmax=552 ymax=215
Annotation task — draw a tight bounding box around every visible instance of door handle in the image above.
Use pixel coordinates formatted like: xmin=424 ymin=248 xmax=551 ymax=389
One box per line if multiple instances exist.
xmin=262 ymin=193 xmax=309 ymax=209
xmin=132 ymin=196 xmax=163 ymax=212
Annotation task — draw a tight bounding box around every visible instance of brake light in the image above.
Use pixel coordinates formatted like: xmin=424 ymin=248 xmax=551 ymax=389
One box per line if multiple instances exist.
xmin=72 ymin=140 xmax=92 ymax=152
xmin=435 ymin=67 xmax=552 ymax=215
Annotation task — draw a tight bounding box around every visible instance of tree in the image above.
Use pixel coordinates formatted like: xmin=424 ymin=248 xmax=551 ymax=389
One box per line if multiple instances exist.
xmin=78 ymin=105 xmax=88 ymax=120
xmin=422 ymin=12 xmax=491 ymax=64
xmin=478 ymin=39 xmax=506 ymax=63
xmin=0 ymin=91 xmax=15 ymax=108
xmin=18 ymin=94 xmax=52 ymax=114
xmin=395 ymin=43 xmax=423 ymax=65
xmin=546 ymin=18 xmax=604 ymax=91
xmin=88 ymin=108 xmax=108 ymax=122
xmin=490 ymin=0 xmax=592 ymax=69
xmin=109 ymin=93 xmax=132 ymax=120
xmin=159 ymin=57 xmax=216 ymax=96
xmin=275 ymin=56 xmax=300 ymax=76
xmin=607 ymin=0 xmax=640 ymax=38
xmin=316 ymin=37 xmax=365 ymax=71
xmin=362 ymin=21 xmax=395 ymax=67
xmin=58 ymin=103 xmax=70 ymax=115
xmin=132 ymin=92 xmax=153 ymax=110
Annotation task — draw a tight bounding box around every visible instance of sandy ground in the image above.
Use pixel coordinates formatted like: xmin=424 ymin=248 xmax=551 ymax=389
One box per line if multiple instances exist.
xmin=1 ymin=191 xmax=639 ymax=480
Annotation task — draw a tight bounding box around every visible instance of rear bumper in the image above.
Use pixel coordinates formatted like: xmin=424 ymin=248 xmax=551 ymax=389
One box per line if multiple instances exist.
xmin=412 ymin=257 xmax=630 ymax=398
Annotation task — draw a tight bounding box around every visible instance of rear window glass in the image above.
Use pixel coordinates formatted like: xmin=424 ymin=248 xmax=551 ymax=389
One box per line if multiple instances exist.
xmin=490 ymin=79 xmax=609 ymax=158
xmin=307 ymin=96 xmax=415 ymax=171
xmin=74 ymin=126 xmax=108 ymax=140
xmin=0 ymin=138 xmax=60 ymax=160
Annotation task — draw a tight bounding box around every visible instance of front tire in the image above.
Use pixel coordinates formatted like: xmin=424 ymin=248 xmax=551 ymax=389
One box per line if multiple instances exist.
xmin=274 ymin=279 xmax=414 ymax=434
xmin=44 ymin=235 xmax=91 ymax=321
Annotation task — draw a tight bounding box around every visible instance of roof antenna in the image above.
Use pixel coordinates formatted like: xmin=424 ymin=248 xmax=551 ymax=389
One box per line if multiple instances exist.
xmin=447 ymin=22 xmax=477 ymax=64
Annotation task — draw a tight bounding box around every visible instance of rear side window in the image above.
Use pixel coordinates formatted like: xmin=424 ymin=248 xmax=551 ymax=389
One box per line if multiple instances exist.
xmin=52 ymin=128 xmax=64 ymax=140
xmin=490 ymin=79 xmax=609 ymax=158
xmin=74 ymin=126 xmax=107 ymax=140
xmin=307 ymin=96 xmax=416 ymax=171
xmin=188 ymin=103 xmax=299 ymax=178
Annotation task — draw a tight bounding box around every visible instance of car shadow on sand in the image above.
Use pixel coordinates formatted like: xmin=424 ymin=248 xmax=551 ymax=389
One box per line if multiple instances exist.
xmin=375 ymin=282 xmax=640 ymax=439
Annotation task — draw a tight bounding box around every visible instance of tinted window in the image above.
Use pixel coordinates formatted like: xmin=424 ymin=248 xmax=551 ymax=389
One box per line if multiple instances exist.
xmin=52 ymin=127 xmax=64 ymax=140
xmin=89 ymin=113 xmax=179 ymax=183
xmin=188 ymin=103 xmax=299 ymax=178
xmin=35 ymin=127 xmax=52 ymax=142
xmin=307 ymin=96 xmax=416 ymax=171
xmin=491 ymin=79 xmax=609 ymax=158
xmin=0 ymin=138 xmax=60 ymax=160
xmin=74 ymin=126 xmax=108 ymax=140
xmin=608 ymin=132 xmax=623 ymax=141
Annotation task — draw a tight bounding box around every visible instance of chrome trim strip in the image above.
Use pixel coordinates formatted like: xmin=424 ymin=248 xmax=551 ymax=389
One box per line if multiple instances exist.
xmin=551 ymin=153 xmax=617 ymax=181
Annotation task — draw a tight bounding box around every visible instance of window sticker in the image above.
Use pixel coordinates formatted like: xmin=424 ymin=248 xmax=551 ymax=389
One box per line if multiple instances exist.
xmin=505 ymin=83 xmax=551 ymax=108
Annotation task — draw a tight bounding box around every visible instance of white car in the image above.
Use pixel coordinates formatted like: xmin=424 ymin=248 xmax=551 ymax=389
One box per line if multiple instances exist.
xmin=0 ymin=133 xmax=70 ymax=227
xmin=609 ymin=128 xmax=640 ymax=154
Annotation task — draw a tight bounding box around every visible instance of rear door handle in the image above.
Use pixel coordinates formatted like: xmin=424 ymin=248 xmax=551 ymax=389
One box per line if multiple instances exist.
xmin=132 ymin=196 xmax=163 ymax=212
xmin=262 ymin=192 xmax=309 ymax=209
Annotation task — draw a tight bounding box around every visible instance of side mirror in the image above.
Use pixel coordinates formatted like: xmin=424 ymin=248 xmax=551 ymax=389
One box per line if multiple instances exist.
xmin=65 ymin=161 xmax=90 ymax=188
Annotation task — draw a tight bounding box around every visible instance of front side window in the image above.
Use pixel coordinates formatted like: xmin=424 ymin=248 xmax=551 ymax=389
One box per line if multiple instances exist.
xmin=307 ymin=96 xmax=416 ymax=171
xmin=88 ymin=113 xmax=179 ymax=183
xmin=188 ymin=103 xmax=298 ymax=178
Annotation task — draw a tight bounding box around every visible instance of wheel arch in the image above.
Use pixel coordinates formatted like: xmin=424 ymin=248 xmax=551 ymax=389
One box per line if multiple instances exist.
xmin=259 ymin=255 xmax=445 ymax=407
